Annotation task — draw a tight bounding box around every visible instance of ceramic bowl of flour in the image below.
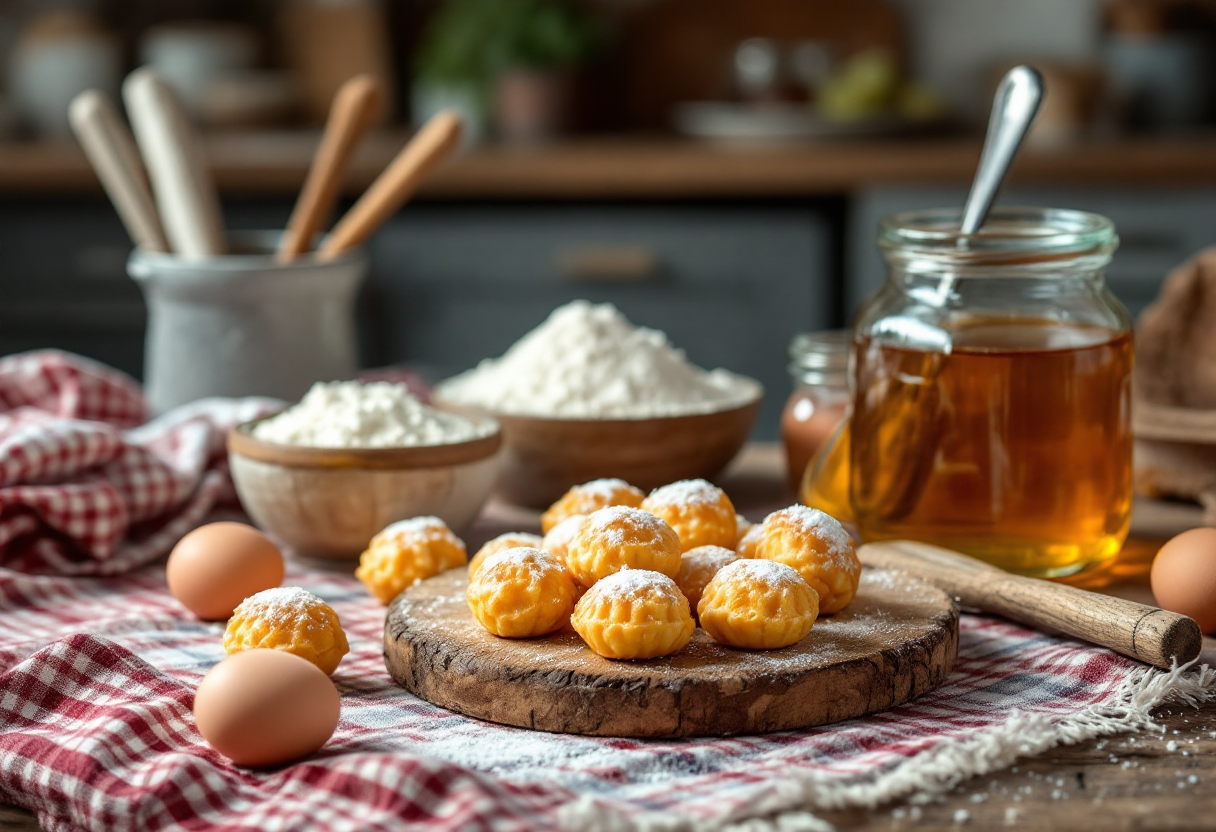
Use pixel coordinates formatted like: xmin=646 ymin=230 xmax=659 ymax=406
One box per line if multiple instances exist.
xmin=435 ymin=302 xmax=763 ymax=508
xmin=459 ymin=398 xmax=763 ymax=508
xmin=228 ymin=382 xmax=502 ymax=560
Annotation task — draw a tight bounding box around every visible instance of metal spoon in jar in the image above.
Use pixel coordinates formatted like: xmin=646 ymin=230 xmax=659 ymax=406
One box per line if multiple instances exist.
xmin=960 ymin=65 xmax=1045 ymax=235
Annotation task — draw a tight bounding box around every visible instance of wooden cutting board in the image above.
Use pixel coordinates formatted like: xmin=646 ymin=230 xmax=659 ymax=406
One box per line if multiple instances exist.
xmin=383 ymin=567 xmax=959 ymax=738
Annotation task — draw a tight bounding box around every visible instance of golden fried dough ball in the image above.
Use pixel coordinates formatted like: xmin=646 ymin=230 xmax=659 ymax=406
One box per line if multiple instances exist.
xmin=565 ymin=506 xmax=682 ymax=588
xmin=735 ymin=514 xmax=754 ymax=546
xmin=752 ymin=506 xmax=859 ymax=614
xmin=356 ymin=516 xmax=467 ymax=605
xmin=468 ymin=532 xmax=544 ymax=578
xmin=673 ymin=545 xmax=738 ymax=618
xmin=223 ymin=587 xmax=349 ymax=675
xmin=466 ymin=547 xmax=577 ymax=638
xmin=571 ymin=569 xmax=694 ymax=659
xmin=541 ymin=479 xmax=644 ymax=534
xmin=640 ymin=479 xmax=737 ymax=551
xmin=698 ymin=560 xmax=818 ymax=650
xmin=540 ymin=514 xmax=586 ymax=564
xmin=736 ymin=521 xmax=764 ymax=559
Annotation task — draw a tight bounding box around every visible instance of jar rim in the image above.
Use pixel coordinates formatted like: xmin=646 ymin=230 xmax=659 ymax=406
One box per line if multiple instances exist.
xmin=879 ymin=206 xmax=1117 ymax=263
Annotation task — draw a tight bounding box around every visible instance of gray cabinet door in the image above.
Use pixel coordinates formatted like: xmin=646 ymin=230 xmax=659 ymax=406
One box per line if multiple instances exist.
xmin=849 ymin=186 xmax=1216 ymax=320
xmin=367 ymin=205 xmax=832 ymax=438
xmin=0 ymin=199 xmax=146 ymax=376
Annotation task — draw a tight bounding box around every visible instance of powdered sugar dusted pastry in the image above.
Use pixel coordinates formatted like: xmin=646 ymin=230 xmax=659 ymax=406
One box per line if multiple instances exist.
xmin=356 ymin=516 xmax=467 ymax=605
xmin=223 ymin=587 xmax=350 ymax=675
xmin=466 ymin=547 xmax=577 ymax=638
xmin=641 ymin=479 xmax=737 ymax=551
xmin=565 ymin=506 xmax=682 ymax=588
xmin=735 ymin=513 xmax=753 ymax=545
xmin=673 ymin=545 xmax=738 ymax=618
xmin=698 ymin=559 xmax=818 ymax=650
xmin=468 ymin=532 xmax=544 ymax=578
xmin=753 ymin=506 xmax=859 ymax=614
xmin=541 ymin=514 xmax=586 ymax=563
xmin=541 ymin=479 xmax=644 ymax=534
xmin=571 ymin=568 xmax=694 ymax=659
xmin=736 ymin=521 xmax=764 ymax=559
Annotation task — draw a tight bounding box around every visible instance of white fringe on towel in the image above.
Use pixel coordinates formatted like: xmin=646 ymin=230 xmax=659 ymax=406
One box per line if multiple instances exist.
xmin=557 ymin=661 xmax=1216 ymax=832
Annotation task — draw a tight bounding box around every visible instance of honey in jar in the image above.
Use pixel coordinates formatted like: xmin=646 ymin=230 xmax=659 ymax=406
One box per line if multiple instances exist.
xmin=845 ymin=206 xmax=1132 ymax=578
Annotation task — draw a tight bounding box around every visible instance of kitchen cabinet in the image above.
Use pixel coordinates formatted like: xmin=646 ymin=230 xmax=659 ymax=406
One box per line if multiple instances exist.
xmin=0 ymin=199 xmax=833 ymax=438
xmin=847 ymin=185 xmax=1216 ymax=319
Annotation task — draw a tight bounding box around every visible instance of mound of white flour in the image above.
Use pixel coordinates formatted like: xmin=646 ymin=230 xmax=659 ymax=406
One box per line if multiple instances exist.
xmin=437 ymin=301 xmax=760 ymax=418
xmin=253 ymin=381 xmax=489 ymax=448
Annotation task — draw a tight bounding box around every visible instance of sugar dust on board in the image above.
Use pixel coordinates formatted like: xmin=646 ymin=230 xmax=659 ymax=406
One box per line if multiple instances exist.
xmin=802 ymin=318 xmax=1133 ymax=578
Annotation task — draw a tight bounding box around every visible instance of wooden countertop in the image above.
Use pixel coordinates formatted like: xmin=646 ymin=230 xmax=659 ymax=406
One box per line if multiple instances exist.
xmin=5 ymin=132 xmax=1216 ymax=200
xmin=1 ymin=444 xmax=1213 ymax=831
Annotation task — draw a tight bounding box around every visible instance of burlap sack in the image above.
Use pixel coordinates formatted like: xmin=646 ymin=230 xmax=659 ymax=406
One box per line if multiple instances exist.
xmin=1136 ymin=247 xmax=1216 ymax=407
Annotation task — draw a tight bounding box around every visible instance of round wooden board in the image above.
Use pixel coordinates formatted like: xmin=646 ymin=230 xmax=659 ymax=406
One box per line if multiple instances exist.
xmin=384 ymin=568 xmax=959 ymax=738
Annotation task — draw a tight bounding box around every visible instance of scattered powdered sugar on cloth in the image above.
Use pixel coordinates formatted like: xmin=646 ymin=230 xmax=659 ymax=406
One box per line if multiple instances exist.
xmin=253 ymin=381 xmax=491 ymax=448
xmin=436 ymin=301 xmax=761 ymax=418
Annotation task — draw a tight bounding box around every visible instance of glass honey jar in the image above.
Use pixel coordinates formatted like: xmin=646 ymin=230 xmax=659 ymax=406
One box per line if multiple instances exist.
xmin=846 ymin=206 xmax=1132 ymax=578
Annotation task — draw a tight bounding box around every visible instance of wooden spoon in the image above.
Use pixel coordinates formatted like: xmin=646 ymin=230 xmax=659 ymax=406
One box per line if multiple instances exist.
xmin=122 ymin=67 xmax=227 ymax=259
xmin=69 ymin=90 xmax=168 ymax=252
xmin=317 ymin=110 xmax=462 ymax=262
xmin=277 ymin=75 xmax=383 ymax=262
xmin=859 ymin=539 xmax=1202 ymax=670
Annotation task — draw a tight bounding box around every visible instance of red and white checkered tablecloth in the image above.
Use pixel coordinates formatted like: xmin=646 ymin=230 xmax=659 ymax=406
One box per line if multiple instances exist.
xmin=1 ymin=560 xmax=1212 ymax=832
xmin=0 ymin=351 xmax=279 ymax=577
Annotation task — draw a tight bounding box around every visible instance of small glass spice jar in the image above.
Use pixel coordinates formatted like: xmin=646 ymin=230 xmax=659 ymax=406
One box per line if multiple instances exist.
xmin=780 ymin=330 xmax=850 ymax=492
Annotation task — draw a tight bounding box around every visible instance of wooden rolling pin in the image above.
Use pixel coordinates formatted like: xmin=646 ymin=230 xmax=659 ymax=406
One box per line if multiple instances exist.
xmin=859 ymin=540 xmax=1203 ymax=670
xmin=69 ymin=91 xmax=168 ymax=252
xmin=123 ymin=68 xmax=227 ymax=259
xmin=317 ymin=110 xmax=462 ymax=262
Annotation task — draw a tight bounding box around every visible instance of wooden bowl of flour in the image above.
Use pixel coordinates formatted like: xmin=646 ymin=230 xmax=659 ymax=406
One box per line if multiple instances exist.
xmin=228 ymin=415 xmax=502 ymax=560
xmin=434 ymin=387 xmax=763 ymax=509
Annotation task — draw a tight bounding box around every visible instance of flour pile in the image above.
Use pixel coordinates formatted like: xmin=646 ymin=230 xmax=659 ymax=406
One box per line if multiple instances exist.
xmin=253 ymin=381 xmax=490 ymax=448
xmin=438 ymin=301 xmax=760 ymax=418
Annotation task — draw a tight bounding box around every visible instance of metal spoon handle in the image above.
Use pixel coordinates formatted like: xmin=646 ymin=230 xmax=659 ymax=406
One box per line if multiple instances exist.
xmin=960 ymin=66 xmax=1045 ymax=235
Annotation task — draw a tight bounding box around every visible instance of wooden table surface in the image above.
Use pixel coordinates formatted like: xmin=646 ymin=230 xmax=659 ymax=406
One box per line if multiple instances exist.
xmin=5 ymin=132 xmax=1216 ymax=199
xmin=2 ymin=444 xmax=1214 ymax=831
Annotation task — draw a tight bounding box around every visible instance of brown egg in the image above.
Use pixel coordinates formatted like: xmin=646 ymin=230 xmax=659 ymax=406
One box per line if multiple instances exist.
xmin=193 ymin=649 xmax=340 ymax=767
xmin=167 ymin=522 xmax=284 ymax=620
xmin=1151 ymin=527 xmax=1216 ymax=634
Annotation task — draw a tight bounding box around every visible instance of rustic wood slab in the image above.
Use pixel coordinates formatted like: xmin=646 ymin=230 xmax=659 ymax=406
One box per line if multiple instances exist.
xmin=383 ymin=567 xmax=959 ymax=738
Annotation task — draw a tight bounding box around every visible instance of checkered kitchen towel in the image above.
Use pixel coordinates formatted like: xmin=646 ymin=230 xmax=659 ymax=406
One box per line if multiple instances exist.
xmin=0 ymin=351 xmax=277 ymax=576
xmin=2 ymin=562 xmax=1213 ymax=832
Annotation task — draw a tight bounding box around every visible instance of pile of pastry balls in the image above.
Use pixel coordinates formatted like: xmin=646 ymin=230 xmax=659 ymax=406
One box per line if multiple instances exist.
xmin=356 ymin=478 xmax=861 ymax=661
xmin=166 ymin=522 xmax=349 ymax=767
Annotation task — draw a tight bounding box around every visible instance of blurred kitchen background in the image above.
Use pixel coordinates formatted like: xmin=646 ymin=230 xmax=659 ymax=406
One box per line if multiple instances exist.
xmin=1 ymin=0 xmax=1215 ymax=436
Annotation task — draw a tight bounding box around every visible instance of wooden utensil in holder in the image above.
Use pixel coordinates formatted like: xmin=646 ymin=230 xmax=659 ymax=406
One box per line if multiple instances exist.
xmin=123 ymin=67 xmax=227 ymax=258
xmin=859 ymin=540 xmax=1202 ymax=670
xmin=69 ymin=90 xmax=168 ymax=252
xmin=278 ymin=74 xmax=383 ymax=262
xmin=318 ymin=110 xmax=462 ymax=262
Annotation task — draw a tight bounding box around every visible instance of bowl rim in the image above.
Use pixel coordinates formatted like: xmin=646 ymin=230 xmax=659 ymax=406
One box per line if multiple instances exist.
xmin=431 ymin=382 xmax=764 ymax=427
xmin=228 ymin=413 xmax=503 ymax=470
